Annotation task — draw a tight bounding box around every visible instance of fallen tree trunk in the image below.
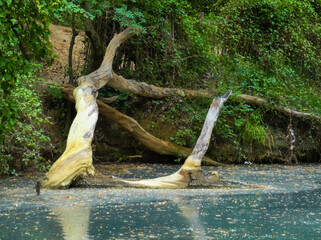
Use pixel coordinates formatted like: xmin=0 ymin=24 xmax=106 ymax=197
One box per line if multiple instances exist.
xmin=236 ymin=94 xmax=321 ymax=121
xmin=107 ymin=72 xmax=213 ymax=99
xmin=107 ymin=74 xmax=321 ymax=122
xmin=79 ymin=90 xmax=232 ymax=188
xmin=62 ymin=84 xmax=225 ymax=166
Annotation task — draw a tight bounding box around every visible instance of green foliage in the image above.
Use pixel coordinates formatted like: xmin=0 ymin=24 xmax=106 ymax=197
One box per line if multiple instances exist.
xmin=0 ymin=0 xmax=62 ymax=174
xmin=0 ymin=0 xmax=59 ymax=137
xmin=214 ymin=103 xmax=268 ymax=162
xmin=113 ymin=3 xmax=146 ymax=32
xmin=1 ymin=0 xmax=320 ymax=170
xmin=106 ymin=0 xmax=217 ymax=88
xmin=170 ymin=128 xmax=196 ymax=146
xmin=212 ymin=0 xmax=321 ymax=115
xmin=1 ymin=74 xmax=53 ymax=175
xmin=238 ymin=110 xmax=267 ymax=145
xmin=98 ymin=85 xmax=132 ymax=109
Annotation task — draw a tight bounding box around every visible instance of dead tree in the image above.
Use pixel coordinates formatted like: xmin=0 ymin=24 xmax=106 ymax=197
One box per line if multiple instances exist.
xmin=42 ymin=28 xmax=231 ymax=189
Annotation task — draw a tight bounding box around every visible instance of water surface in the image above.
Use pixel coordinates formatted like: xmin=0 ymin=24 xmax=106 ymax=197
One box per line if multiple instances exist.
xmin=1 ymin=164 xmax=320 ymax=239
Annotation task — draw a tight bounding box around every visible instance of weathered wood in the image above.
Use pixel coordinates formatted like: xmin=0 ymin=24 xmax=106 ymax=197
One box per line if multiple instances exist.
xmin=79 ymin=28 xmax=135 ymax=89
xmin=43 ymin=84 xmax=98 ymax=188
xmin=236 ymin=94 xmax=321 ymax=121
xmin=43 ymin=29 xmax=135 ymax=188
xmin=62 ymin=84 xmax=225 ymax=167
xmin=107 ymin=72 xmax=213 ymax=99
xmin=180 ymin=90 xmax=232 ymax=171
xmin=116 ymin=90 xmax=232 ymax=188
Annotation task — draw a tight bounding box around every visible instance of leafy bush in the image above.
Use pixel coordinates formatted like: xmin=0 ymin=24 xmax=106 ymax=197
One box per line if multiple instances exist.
xmin=212 ymin=0 xmax=321 ymax=115
xmin=0 ymin=0 xmax=62 ymax=175
xmin=1 ymin=74 xmax=52 ymax=175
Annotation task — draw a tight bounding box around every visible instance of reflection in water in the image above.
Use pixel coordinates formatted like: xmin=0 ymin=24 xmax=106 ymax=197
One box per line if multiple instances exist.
xmin=51 ymin=205 xmax=91 ymax=240
xmin=174 ymin=197 xmax=207 ymax=240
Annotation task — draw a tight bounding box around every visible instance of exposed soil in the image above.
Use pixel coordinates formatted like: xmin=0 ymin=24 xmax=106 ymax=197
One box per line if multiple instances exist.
xmin=41 ymin=24 xmax=86 ymax=84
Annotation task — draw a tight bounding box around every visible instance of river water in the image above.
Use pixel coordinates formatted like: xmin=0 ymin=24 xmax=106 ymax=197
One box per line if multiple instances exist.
xmin=0 ymin=164 xmax=320 ymax=239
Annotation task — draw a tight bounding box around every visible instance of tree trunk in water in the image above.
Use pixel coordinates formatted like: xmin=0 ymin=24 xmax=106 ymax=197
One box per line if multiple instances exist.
xmin=78 ymin=90 xmax=231 ymax=188
xmin=44 ymin=85 xmax=98 ymax=188
xmin=43 ymin=28 xmax=134 ymax=188
xmin=118 ymin=90 xmax=232 ymax=188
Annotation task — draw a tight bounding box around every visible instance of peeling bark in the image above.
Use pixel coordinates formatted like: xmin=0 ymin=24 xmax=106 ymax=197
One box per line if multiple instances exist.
xmin=43 ymin=85 xmax=98 ymax=188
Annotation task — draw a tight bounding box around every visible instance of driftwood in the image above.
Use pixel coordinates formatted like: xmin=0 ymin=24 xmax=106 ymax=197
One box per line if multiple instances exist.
xmin=43 ymin=28 xmax=134 ymax=188
xmin=44 ymin=23 xmax=319 ymax=189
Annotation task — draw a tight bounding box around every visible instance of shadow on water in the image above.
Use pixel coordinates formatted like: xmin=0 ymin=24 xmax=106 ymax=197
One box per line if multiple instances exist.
xmin=0 ymin=164 xmax=321 ymax=239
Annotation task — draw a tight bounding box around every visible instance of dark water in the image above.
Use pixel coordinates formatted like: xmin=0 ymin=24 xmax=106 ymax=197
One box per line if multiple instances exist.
xmin=1 ymin=164 xmax=320 ymax=239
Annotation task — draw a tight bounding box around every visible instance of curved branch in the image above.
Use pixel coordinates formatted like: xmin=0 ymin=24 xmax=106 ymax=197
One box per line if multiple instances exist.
xmin=121 ymin=90 xmax=232 ymax=188
xmin=44 ymin=28 xmax=135 ymax=189
xmin=78 ymin=28 xmax=135 ymax=89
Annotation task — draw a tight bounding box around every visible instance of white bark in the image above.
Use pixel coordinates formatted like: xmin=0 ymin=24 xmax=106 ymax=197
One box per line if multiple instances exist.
xmin=121 ymin=90 xmax=232 ymax=188
xmin=44 ymin=85 xmax=98 ymax=188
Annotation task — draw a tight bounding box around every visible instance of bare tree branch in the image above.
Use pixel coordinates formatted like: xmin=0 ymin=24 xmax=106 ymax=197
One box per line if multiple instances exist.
xmin=62 ymin=84 xmax=225 ymax=167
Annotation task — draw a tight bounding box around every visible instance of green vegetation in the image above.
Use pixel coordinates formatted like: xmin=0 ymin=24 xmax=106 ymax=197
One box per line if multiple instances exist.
xmin=214 ymin=0 xmax=321 ymax=115
xmin=1 ymin=0 xmax=321 ymax=175
xmin=0 ymin=0 xmax=61 ymax=174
